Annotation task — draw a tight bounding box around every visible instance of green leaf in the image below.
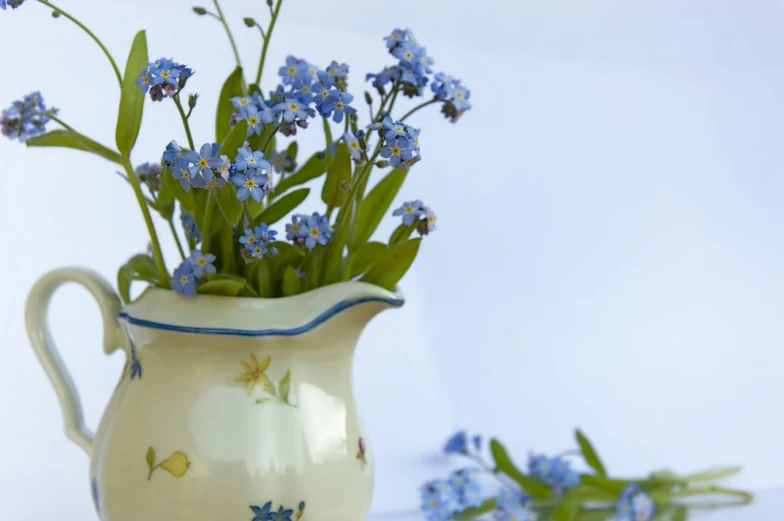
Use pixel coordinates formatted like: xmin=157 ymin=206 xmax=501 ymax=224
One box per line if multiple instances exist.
xmin=321 ymin=204 xmax=351 ymax=286
xmin=347 ymin=241 xmax=387 ymax=278
xmin=117 ymin=253 xmax=159 ymax=304
xmin=389 ymin=223 xmax=415 ymax=245
xmin=263 ymin=134 xmax=276 ymax=159
xmin=247 ymin=198 xmax=265 ymax=219
xmin=216 ymin=67 xmax=244 ymax=142
xmin=575 ymin=429 xmax=607 ymax=477
xmin=26 ymin=129 xmax=123 ymax=165
xmin=220 ymin=119 xmax=248 ymax=160
xmin=255 ymin=397 xmax=270 ymax=405
xmin=255 ymin=259 xmax=274 ymax=297
xmin=286 ymin=141 xmax=298 ymax=161
xmin=216 ymin=218 xmax=237 ymax=274
xmin=248 ymin=83 xmax=261 ymax=96
xmin=553 ymin=486 xmax=585 ymax=521
xmin=146 ymin=447 xmax=156 ymax=471
xmin=321 ymin=143 xmax=352 ymax=207
xmin=359 ymin=238 xmax=421 ymax=291
xmin=197 ymin=279 xmax=245 ymax=296
xmin=682 ymin=466 xmax=742 ymax=482
xmin=452 ymin=498 xmax=496 ymax=520
xmin=262 ymin=379 xmax=278 ymax=397
xmin=490 ymin=439 xmax=552 ymax=499
xmin=163 ymin=169 xmax=195 ymax=213
xmin=351 ymin=168 xmax=408 ymax=250
xmin=670 ymin=506 xmax=688 ymax=521
xmin=275 ymin=152 xmax=329 ymax=195
xmin=215 ymin=184 xmax=243 ymax=225
xmin=279 ymin=371 xmax=291 ymax=404
xmin=282 ymin=266 xmax=303 ymax=296
xmin=256 ymin=188 xmax=309 ymax=226
xmin=152 ymin=168 xmax=175 ymax=219
xmin=116 ymin=30 xmax=148 ymax=155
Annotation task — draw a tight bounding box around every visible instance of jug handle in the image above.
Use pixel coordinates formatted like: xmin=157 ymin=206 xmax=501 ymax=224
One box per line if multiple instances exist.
xmin=25 ymin=268 xmax=128 ymax=455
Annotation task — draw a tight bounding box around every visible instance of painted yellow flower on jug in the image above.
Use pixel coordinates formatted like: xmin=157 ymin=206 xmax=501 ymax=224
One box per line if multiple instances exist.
xmin=235 ymin=354 xmax=274 ymax=396
xmin=235 ymin=354 xmax=297 ymax=407
xmin=147 ymin=447 xmax=190 ymax=480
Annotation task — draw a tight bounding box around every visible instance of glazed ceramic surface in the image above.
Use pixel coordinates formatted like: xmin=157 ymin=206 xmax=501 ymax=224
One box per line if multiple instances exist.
xmin=25 ymin=268 xmax=403 ymax=521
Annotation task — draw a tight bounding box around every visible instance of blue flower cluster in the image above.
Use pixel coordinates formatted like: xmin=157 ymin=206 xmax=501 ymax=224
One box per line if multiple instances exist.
xmin=239 ymin=223 xmax=278 ymax=260
xmin=367 ymin=28 xmax=433 ymax=96
xmin=527 ymin=454 xmax=580 ymax=495
xmin=164 ymin=140 xmax=273 ymax=202
xmin=0 ymin=0 xmax=25 ymax=9
xmin=250 ymin=501 xmax=305 ymax=521
xmin=494 ymin=488 xmax=530 ymax=521
xmin=420 ymin=469 xmax=482 ymax=521
xmin=431 ymin=72 xmax=472 ymax=122
xmin=230 ymin=93 xmax=274 ymax=136
xmin=285 ymin=213 xmax=333 ymax=250
xmin=171 ymin=249 xmax=216 ymax=296
xmin=136 ymin=58 xmax=193 ymax=102
xmin=367 ymin=116 xmax=421 ymax=169
xmin=275 ymin=56 xmax=357 ymax=124
xmin=616 ymin=485 xmax=654 ymax=521
xmin=393 ymin=200 xmax=437 ymax=235
xmin=1 ymin=92 xmax=53 ymax=142
xmin=181 ymin=212 xmax=201 ymax=244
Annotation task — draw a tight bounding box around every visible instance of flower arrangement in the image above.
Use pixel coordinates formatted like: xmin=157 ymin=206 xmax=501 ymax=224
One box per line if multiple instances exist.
xmin=2 ymin=0 xmax=470 ymax=302
xmin=422 ymin=430 xmax=753 ymax=521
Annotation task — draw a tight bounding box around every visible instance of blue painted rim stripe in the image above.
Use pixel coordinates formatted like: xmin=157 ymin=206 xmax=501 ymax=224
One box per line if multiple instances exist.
xmin=117 ymin=296 xmax=404 ymax=337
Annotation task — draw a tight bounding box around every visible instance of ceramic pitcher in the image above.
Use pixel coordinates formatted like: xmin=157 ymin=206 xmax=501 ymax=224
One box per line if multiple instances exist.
xmin=25 ymin=267 xmax=403 ymax=521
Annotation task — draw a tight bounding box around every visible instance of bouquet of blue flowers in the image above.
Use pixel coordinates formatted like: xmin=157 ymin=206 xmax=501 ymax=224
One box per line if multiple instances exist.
xmin=422 ymin=430 xmax=753 ymax=521
xmin=1 ymin=0 xmax=471 ymax=301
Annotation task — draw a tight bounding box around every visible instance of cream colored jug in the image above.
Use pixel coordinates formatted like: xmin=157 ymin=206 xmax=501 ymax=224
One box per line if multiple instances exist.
xmin=25 ymin=268 xmax=403 ymax=521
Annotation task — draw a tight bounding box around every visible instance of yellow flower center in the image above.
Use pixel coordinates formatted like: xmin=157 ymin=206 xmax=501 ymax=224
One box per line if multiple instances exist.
xmin=288 ymin=66 xmax=297 ymax=75
xmin=301 ymin=85 xmax=310 ymax=93
xmin=182 ymin=171 xmax=190 ymax=179
xmin=289 ymin=103 xmax=298 ymax=110
xmin=336 ymin=101 xmax=344 ymax=109
xmin=310 ymin=228 xmax=319 ymax=237
xmin=246 ymin=180 xmax=256 ymax=188
xmin=350 ymin=142 xmax=359 ymax=149
xmin=405 ymin=207 xmax=414 ymax=214
xmin=330 ymin=69 xmax=337 ymax=76
xmin=391 ymin=146 xmax=401 ymax=155
xmin=456 ymin=92 xmax=463 ymax=99
xmin=249 ymin=116 xmax=259 ymax=125
xmin=197 ymin=258 xmax=206 ymax=266
xmin=248 ymin=157 xmax=256 ymax=165
xmin=276 ymin=158 xmax=283 ymax=165
xmin=254 ymin=247 xmax=262 ymax=255
xmin=207 ymin=180 xmax=217 ymax=188
xmin=180 ymin=276 xmax=188 ymax=284
xmin=428 ymin=215 xmax=435 ymax=222
xmin=392 ymin=34 xmax=400 ymax=40
xmin=143 ymin=75 xmax=150 ymax=83
xmin=405 ymin=51 xmax=413 ymax=60
xmin=395 ymin=126 xmax=404 ymax=132
xmin=428 ymin=500 xmax=437 ymax=508
xmin=309 ymin=68 xmax=317 ymax=77
xmin=292 ymin=224 xmax=299 ymax=232
xmin=161 ymin=71 xmax=170 ymax=78
xmin=199 ymin=159 xmax=208 ymax=168
xmin=240 ymin=99 xmax=248 ymax=105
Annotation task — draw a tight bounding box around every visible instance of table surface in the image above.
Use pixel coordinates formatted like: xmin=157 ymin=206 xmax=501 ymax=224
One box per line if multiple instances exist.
xmin=369 ymin=489 xmax=781 ymax=521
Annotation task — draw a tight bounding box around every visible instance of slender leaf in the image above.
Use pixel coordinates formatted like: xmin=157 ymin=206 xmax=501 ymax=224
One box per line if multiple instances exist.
xmin=321 ymin=143 xmax=351 ymax=207
xmin=216 ymin=67 xmax=244 ymax=142
xmin=286 ymin=141 xmax=298 ymax=161
xmin=359 ymin=238 xmax=421 ymax=291
xmin=282 ymin=266 xmax=302 ymax=296
xmin=279 ymin=371 xmax=291 ymax=404
xmin=554 ymin=486 xmax=585 ymax=521
xmin=26 ymin=129 xmax=123 ymax=165
xmin=321 ymin=202 xmax=352 ymax=286
xmin=671 ymin=506 xmax=688 ymax=521
xmin=275 ymin=152 xmax=329 ymax=195
xmin=255 ymin=397 xmax=270 ymax=404
xmin=117 ymin=254 xmax=159 ymax=304
xmin=116 ymin=30 xmax=148 ymax=155
xmin=347 ymin=241 xmax=387 ymax=278
xmin=197 ymin=279 xmax=245 ymax=296
xmin=490 ymin=439 xmax=552 ymax=499
xmin=255 ymin=259 xmax=274 ymax=297
xmin=389 ymin=223 xmax=415 ymax=245
xmin=263 ymin=134 xmax=276 ymax=159
xmin=575 ymin=429 xmax=607 ymax=477
xmin=682 ymin=467 xmax=742 ymax=482
xmin=216 ymin=219 xmax=237 ymax=274
xmin=255 ymin=188 xmax=309 ymax=226
xmin=153 ymin=167 xmax=175 ymax=219
xmin=351 ymin=168 xmax=408 ymax=250
xmin=248 ymin=83 xmax=261 ymax=95
xmin=146 ymin=447 xmax=156 ymax=472
xmin=220 ymin=119 xmax=248 ymax=160
xmin=215 ymin=184 xmax=243 ymax=225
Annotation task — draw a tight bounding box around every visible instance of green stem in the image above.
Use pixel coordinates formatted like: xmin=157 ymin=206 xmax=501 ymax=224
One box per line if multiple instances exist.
xmin=255 ymin=0 xmax=282 ymax=86
xmin=262 ymin=126 xmax=279 ymax=153
xmin=168 ymin=218 xmax=187 ymax=260
xmin=201 ymin=191 xmax=215 ymax=253
xmin=671 ymin=486 xmax=754 ymax=504
xmin=386 ymin=86 xmax=401 ymax=116
xmin=37 ymin=0 xmax=122 ymax=87
xmin=211 ymin=0 xmax=244 ymax=76
xmin=400 ymin=99 xmax=439 ymax=122
xmin=123 ymin=157 xmax=170 ymax=287
xmin=322 ymin=117 xmax=333 ymax=149
xmin=254 ymin=22 xmax=266 ymax=39
xmin=243 ymin=201 xmax=255 ymax=228
xmin=173 ymin=95 xmax=196 ymax=150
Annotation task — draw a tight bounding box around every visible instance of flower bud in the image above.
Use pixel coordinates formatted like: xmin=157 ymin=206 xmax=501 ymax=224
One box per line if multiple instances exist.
xmin=51 ymin=9 xmax=61 ymax=18
xmin=375 ymin=160 xmax=389 ymax=168
xmin=364 ymin=91 xmax=372 ymax=105
xmin=296 ymin=120 xmax=308 ymax=129
xmin=244 ymin=17 xmax=256 ymax=27
xmin=267 ymin=0 xmax=273 ymax=6
xmin=188 ymin=93 xmax=199 ymax=109
xmin=192 ymin=6 xmax=207 ymax=15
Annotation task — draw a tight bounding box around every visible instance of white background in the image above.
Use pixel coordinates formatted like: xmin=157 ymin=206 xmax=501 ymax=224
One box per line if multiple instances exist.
xmin=1 ymin=0 xmax=783 ymax=519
